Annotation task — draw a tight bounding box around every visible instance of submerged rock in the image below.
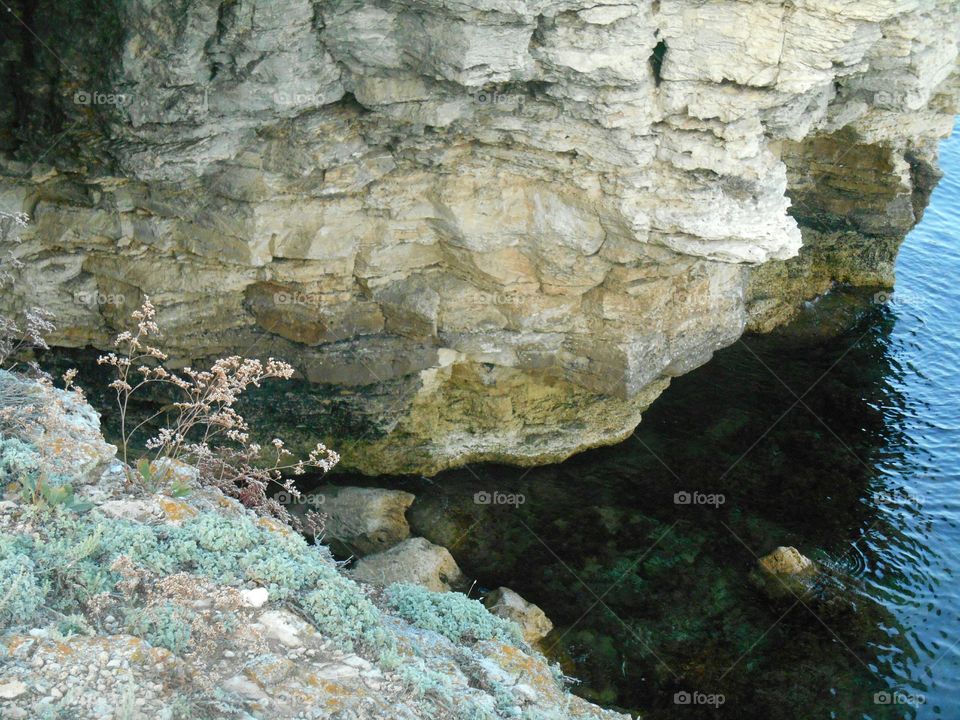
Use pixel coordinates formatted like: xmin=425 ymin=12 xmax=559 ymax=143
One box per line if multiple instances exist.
xmin=351 ymin=537 xmax=467 ymax=593
xmin=483 ymin=587 xmax=554 ymax=646
xmin=753 ymin=546 xmax=819 ymax=599
xmin=291 ymin=485 xmax=415 ymax=557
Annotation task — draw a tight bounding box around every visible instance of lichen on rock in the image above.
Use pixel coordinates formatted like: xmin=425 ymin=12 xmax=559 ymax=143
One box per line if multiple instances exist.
xmin=0 ymin=372 xmax=625 ymax=719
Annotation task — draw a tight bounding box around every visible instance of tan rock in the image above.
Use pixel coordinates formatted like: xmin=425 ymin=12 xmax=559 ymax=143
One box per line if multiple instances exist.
xmin=0 ymin=0 xmax=955 ymax=479
xmin=291 ymin=485 xmax=415 ymax=557
xmin=758 ymin=546 xmax=816 ymax=577
xmin=483 ymin=587 xmax=554 ymax=645
xmin=754 ymin=546 xmax=819 ymax=600
xmin=350 ymin=537 xmax=466 ymax=592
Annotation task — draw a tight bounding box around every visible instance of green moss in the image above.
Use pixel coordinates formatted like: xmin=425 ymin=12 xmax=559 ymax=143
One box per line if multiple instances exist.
xmin=387 ymin=583 xmax=523 ymax=646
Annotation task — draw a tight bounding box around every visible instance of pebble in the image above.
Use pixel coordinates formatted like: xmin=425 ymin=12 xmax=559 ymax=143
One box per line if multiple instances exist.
xmin=0 ymin=680 xmax=28 ymax=699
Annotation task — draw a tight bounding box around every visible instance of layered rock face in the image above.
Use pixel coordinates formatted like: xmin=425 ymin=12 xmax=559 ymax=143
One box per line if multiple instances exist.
xmin=0 ymin=0 xmax=957 ymax=474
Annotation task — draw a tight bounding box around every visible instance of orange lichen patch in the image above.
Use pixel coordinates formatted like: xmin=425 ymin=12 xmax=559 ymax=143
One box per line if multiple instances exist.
xmin=243 ymin=657 xmax=294 ymax=685
xmin=482 ymin=642 xmax=558 ymax=698
xmin=256 ymin=516 xmax=292 ymax=536
xmin=54 ymin=641 xmax=76 ymax=657
xmin=159 ymin=497 xmax=198 ymax=522
xmin=6 ymin=636 xmax=31 ymax=654
xmin=309 ymin=680 xmax=364 ymax=713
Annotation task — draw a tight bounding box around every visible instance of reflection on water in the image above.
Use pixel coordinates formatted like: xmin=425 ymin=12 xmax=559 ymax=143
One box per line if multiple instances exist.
xmin=337 ymin=122 xmax=960 ymax=719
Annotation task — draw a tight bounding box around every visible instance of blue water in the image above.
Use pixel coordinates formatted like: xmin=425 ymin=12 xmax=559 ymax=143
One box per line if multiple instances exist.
xmin=369 ymin=120 xmax=960 ymax=719
xmin=868 ymin=119 xmax=960 ymax=713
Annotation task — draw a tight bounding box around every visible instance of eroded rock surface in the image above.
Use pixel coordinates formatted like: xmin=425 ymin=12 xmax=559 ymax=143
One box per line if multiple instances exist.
xmin=0 ymin=0 xmax=957 ymax=473
xmin=351 ymin=536 xmax=467 ymax=592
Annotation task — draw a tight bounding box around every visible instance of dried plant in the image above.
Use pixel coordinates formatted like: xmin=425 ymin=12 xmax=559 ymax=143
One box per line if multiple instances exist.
xmin=0 ymin=210 xmax=55 ymax=369
xmin=97 ymin=298 xmax=338 ymax=528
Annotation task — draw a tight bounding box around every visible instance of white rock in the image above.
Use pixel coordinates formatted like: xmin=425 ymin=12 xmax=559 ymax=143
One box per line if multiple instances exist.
xmin=256 ymin=609 xmax=304 ymax=648
xmin=0 ymin=680 xmax=28 ymax=699
xmin=241 ymin=587 xmax=270 ymax=609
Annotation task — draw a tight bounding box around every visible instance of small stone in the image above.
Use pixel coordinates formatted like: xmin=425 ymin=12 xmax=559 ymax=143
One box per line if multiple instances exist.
xmin=240 ymin=587 xmax=269 ymax=608
xmin=483 ymin=587 xmax=554 ymax=645
xmin=0 ymin=680 xmax=28 ymax=699
xmin=256 ymin=610 xmax=305 ymax=648
xmin=758 ymin=546 xmax=815 ymax=576
xmin=753 ymin=546 xmax=819 ymax=600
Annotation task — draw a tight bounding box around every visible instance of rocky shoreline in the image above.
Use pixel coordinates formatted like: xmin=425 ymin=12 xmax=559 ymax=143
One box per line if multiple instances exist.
xmin=1 ymin=0 xmax=957 ymax=474
xmin=0 ymin=369 xmax=625 ymax=719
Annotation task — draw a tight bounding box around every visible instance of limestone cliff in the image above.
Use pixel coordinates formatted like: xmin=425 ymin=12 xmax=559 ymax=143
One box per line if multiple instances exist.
xmin=0 ymin=0 xmax=957 ymax=474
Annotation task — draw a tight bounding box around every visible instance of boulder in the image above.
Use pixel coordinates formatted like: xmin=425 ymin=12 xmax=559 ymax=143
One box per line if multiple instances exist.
xmin=350 ymin=537 xmax=466 ymax=592
xmin=292 ymin=485 xmax=415 ymax=557
xmin=753 ymin=546 xmax=818 ymax=599
xmin=483 ymin=587 xmax=554 ymax=645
